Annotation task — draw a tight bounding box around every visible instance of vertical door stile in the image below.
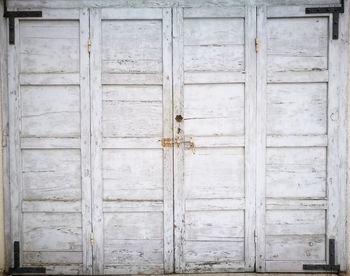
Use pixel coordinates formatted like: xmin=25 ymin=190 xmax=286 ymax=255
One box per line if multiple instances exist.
xmin=8 ymin=17 xmax=21 ymax=268
xmin=244 ymin=4 xmax=257 ymax=271
xmin=173 ymin=7 xmax=185 ymax=274
xmin=80 ymin=8 xmax=93 ymax=275
xmin=327 ymin=2 xmax=348 ymax=270
xmin=90 ymin=8 xmax=104 ymax=275
xmin=162 ymin=7 xmax=174 ymax=274
xmin=256 ymin=5 xmax=267 ymax=273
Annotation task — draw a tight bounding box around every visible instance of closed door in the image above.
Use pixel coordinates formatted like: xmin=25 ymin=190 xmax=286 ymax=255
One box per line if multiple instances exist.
xmin=255 ymin=5 xmax=347 ymax=272
xmin=7 ymin=9 xmax=92 ymax=274
xmin=6 ymin=3 xmax=347 ymax=275
xmin=89 ymin=8 xmax=174 ymax=275
xmin=172 ymin=7 xmax=256 ymax=273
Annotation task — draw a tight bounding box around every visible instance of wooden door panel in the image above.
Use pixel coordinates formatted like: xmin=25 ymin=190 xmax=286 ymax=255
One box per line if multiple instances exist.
xmin=173 ymin=7 xmax=256 ymax=273
xmin=90 ymin=8 xmax=173 ymax=274
xmin=256 ymin=5 xmax=348 ymax=272
xmin=8 ymin=9 xmax=92 ymax=275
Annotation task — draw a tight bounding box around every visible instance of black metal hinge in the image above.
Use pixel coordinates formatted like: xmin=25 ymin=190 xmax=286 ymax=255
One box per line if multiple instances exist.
xmin=3 ymin=0 xmax=42 ymax=44
xmin=303 ymin=239 xmax=340 ymax=272
xmin=305 ymin=0 xmax=345 ymax=39
xmin=8 ymin=241 xmax=46 ymax=275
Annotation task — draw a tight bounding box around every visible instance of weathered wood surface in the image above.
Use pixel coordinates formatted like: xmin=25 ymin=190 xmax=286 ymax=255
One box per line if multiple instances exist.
xmin=256 ymin=3 xmax=348 ymax=272
xmin=7 ymin=0 xmax=342 ymax=9
xmin=7 ymin=10 xmax=88 ymax=275
xmin=4 ymin=1 xmax=348 ymax=274
xmin=173 ymin=6 xmax=256 ymax=273
xmin=90 ymin=8 xmax=174 ymax=274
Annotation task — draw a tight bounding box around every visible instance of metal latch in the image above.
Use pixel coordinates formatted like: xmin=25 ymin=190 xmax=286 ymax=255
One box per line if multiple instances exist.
xmin=160 ymin=138 xmax=175 ymax=147
xmin=160 ymin=137 xmax=196 ymax=154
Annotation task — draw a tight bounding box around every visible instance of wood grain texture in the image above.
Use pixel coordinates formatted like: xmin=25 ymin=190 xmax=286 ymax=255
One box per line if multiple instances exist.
xmin=7 ymin=0 xmax=342 ymax=9
xmin=3 ymin=1 xmax=348 ymax=274
xmin=19 ymin=21 xmax=80 ymax=73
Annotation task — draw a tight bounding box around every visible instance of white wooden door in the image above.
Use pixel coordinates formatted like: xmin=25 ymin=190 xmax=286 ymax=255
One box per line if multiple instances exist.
xmin=173 ymin=7 xmax=257 ymax=273
xmin=7 ymin=9 xmax=92 ymax=274
xmin=89 ymin=8 xmax=173 ymax=275
xmin=6 ymin=3 xmax=348 ymax=275
xmin=256 ymin=4 xmax=348 ymax=272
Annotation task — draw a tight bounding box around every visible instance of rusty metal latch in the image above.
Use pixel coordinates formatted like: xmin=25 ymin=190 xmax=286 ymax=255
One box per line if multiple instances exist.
xmin=160 ymin=138 xmax=174 ymax=147
xmin=160 ymin=137 xmax=196 ymax=154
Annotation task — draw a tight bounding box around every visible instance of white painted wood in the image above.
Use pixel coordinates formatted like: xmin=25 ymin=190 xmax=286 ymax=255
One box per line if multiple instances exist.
xmin=21 ymin=137 xmax=81 ymax=149
xmin=184 ymin=7 xmax=245 ymax=18
xmin=20 ymin=73 xmax=80 ymax=85
xmin=3 ymin=1 xmax=348 ymax=274
xmin=266 ymin=147 xmax=326 ymax=198
xmin=173 ymin=7 xmax=185 ymax=273
xmin=19 ymin=20 xmax=80 ymax=74
xmin=267 ymin=70 xmax=328 ymax=83
xmin=256 ymin=5 xmax=267 ymax=272
xmin=102 ymin=8 xmax=163 ymax=19
xmin=327 ymin=4 xmax=349 ymax=270
xmin=6 ymin=9 xmax=92 ymax=274
xmin=21 ymin=149 xmax=81 ymax=200
xmin=80 ymin=8 xmax=92 ymax=275
xmin=257 ymin=4 xmax=348 ymax=272
xmin=22 ymin=201 xmax=82 ymax=213
xmin=174 ymin=6 xmax=255 ymax=273
xmin=8 ymin=17 xmax=22 ymax=268
xmin=185 ymin=198 xmax=245 ymax=211
xmin=102 ymin=85 xmax=163 ymax=138
xmin=162 ymin=8 xmax=174 ymax=273
xmin=336 ymin=1 xmax=349 ymax=269
xmin=90 ymin=8 xmax=104 ymax=275
xmin=266 ymin=135 xmax=328 ymax=147
xmin=6 ymin=0 xmax=342 ymax=9
xmin=244 ymin=5 xmax=257 ymax=271
xmin=0 ymin=2 xmax=11 ymax=270
xmin=266 ymin=199 xmax=328 ymax=210
xmin=21 ymin=86 xmax=80 ymax=138
xmin=102 ymin=73 xmax=163 ymax=85
xmin=267 ymin=83 xmax=327 ymax=135
xmin=184 ymin=71 xmax=245 ymax=84
xmin=91 ymin=8 xmax=174 ymax=274
xmin=184 ymin=84 xmax=244 ymax=136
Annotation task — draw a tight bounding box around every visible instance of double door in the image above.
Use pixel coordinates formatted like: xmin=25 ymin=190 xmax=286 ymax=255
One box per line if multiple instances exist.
xmin=7 ymin=4 xmax=347 ymax=274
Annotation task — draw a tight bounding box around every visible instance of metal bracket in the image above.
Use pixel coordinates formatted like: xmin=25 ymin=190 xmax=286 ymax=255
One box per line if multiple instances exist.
xmin=305 ymin=0 xmax=345 ymax=39
xmin=8 ymin=241 xmax=46 ymax=275
xmin=303 ymin=239 xmax=340 ymax=272
xmin=3 ymin=0 xmax=42 ymax=44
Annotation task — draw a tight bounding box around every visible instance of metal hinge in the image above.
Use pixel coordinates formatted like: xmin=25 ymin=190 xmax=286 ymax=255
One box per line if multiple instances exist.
xmin=2 ymin=128 xmax=7 ymax=148
xmin=254 ymin=230 xmax=257 ymax=244
xmin=305 ymin=0 xmax=345 ymax=39
xmin=255 ymin=38 xmax=259 ymax=53
xmin=3 ymin=0 xmax=42 ymax=44
xmin=9 ymin=241 xmax=46 ymax=274
xmin=90 ymin=233 xmax=94 ymax=245
xmin=88 ymin=38 xmax=92 ymax=53
xmin=303 ymin=239 xmax=340 ymax=272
